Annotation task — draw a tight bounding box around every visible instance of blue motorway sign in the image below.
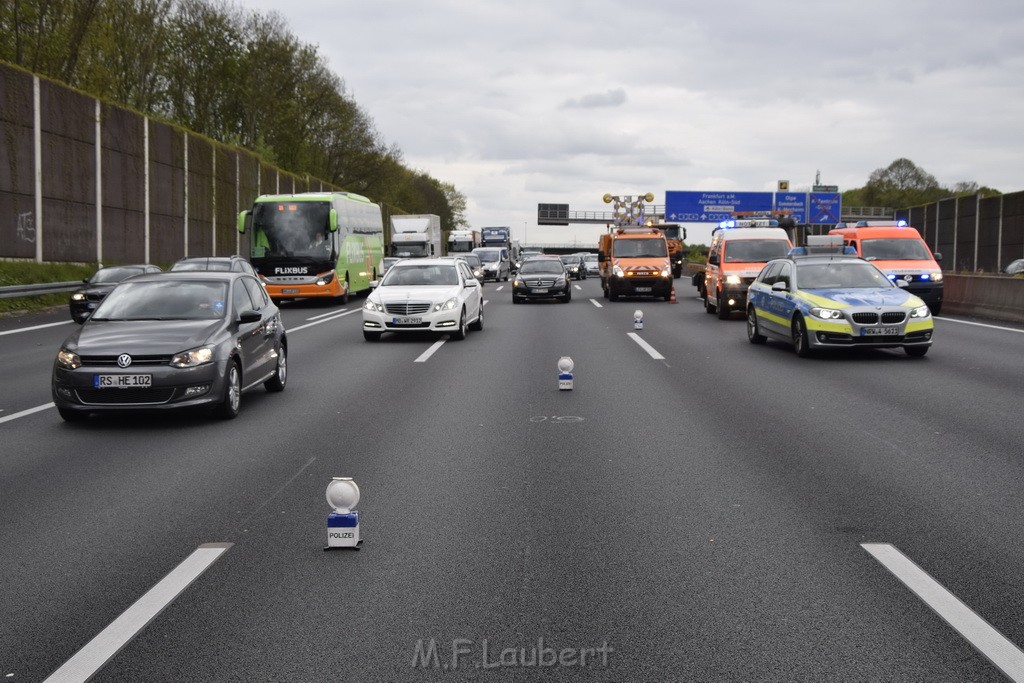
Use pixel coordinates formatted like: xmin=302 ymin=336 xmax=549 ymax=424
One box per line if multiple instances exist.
xmin=774 ymin=193 xmax=807 ymax=224
xmin=808 ymin=193 xmax=842 ymax=224
xmin=665 ymin=191 xmax=774 ymax=223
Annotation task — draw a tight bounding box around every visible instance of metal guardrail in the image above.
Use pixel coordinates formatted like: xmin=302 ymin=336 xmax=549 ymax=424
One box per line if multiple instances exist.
xmin=0 ymin=281 xmax=80 ymax=299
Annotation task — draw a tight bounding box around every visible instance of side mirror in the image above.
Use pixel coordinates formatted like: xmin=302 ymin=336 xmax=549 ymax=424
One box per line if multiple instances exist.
xmin=708 ymin=254 xmax=720 ymax=266
xmin=933 ymin=252 xmax=942 ymax=262
xmin=896 ymin=279 xmax=909 ymax=289
xmin=236 ymin=210 xmax=250 ymax=234
xmin=369 ymin=280 xmax=379 ymax=289
xmin=771 ymin=281 xmax=788 ymax=292
xmin=329 ymin=209 xmax=338 ymax=232
xmin=239 ymin=310 xmax=262 ymax=323
xmin=598 ymin=253 xmax=607 ymax=263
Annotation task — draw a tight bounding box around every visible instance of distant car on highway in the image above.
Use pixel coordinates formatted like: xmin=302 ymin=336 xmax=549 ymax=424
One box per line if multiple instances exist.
xmin=362 ymin=258 xmax=483 ymax=341
xmin=69 ymin=264 xmax=162 ymax=323
xmin=1005 ymin=258 xmax=1024 ymax=275
xmin=170 ymin=255 xmax=258 ymax=278
xmin=559 ymin=254 xmax=587 ymax=280
xmin=512 ymin=256 xmax=571 ymax=303
xmin=379 ymin=257 xmax=402 ymax=279
xmin=458 ymin=252 xmax=485 ymax=282
xmin=746 ymin=248 xmax=934 ymax=358
xmin=52 ymin=271 xmax=287 ymax=421
xmin=583 ymin=253 xmax=600 ymax=276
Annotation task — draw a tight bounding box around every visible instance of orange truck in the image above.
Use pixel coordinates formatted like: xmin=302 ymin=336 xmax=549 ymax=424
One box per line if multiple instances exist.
xmin=598 ymin=226 xmax=673 ymax=301
xmin=829 ymin=221 xmax=944 ymax=314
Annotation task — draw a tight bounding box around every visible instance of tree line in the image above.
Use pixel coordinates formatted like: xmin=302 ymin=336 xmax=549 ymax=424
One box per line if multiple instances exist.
xmin=0 ymin=0 xmax=469 ymax=229
xmin=842 ymin=158 xmax=1000 ymax=209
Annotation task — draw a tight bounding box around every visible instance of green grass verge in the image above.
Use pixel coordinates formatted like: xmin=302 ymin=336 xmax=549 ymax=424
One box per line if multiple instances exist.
xmin=0 ymin=261 xmax=98 ymax=317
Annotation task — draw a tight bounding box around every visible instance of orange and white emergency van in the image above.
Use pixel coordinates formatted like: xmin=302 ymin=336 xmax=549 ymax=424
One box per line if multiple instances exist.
xmin=829 ymin=221 xmax=943 ymax=314
xmin=598 ymin=226 xmax=673 ymax=301
xmin=702 ymin=220 xmax=793 ymax=319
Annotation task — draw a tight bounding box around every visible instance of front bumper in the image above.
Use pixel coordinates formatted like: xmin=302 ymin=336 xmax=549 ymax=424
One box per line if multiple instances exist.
xmin=804 ymin=316 xmax=934 ymax=350
xmin=362 ymin=309 xmax=463 ymax=333
xmin=512 ymin=283 xmax=570 ymax=300
xmin=609 ymin=276 xmax=672 ymax=297
xmin=52 ymin=360 xmax=231 ymax=414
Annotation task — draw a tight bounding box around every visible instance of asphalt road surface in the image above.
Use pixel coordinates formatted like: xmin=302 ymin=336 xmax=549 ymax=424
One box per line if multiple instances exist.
xmin=1 ymin=280 xmax=1023 ymax=682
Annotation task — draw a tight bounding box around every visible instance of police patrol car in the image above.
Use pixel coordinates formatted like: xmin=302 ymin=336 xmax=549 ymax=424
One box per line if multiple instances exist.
xmin=746 ymin=236 xmax=934 ymax=358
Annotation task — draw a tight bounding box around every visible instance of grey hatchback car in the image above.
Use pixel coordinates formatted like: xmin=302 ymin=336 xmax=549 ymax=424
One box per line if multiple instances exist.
xmin=52 ymin=271 xmax=287 ymax=421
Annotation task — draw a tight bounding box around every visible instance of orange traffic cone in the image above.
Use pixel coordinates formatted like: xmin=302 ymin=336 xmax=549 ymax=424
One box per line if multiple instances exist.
xmin=669 ymin=287 xmax=677 ymax=304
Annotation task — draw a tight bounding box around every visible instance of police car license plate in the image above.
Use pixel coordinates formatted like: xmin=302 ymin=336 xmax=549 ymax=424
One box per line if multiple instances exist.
xmin=281 ymin=288 xmax=300 ymax=294
xmin=94 ymin=374 xmax=152 ymax=388
xmin=532 ymin=288 xmax=548 ymax=294
xmin=635 ymin=287 xmax=652 ymax=293
xmin=863 ymin=327 xmax=899 ymax=336
xmin=392 ymin=317 xmax=422 ymax=325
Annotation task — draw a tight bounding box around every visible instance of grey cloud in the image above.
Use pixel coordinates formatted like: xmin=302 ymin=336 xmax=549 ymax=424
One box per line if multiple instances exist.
xmin=561 ymin=89 xmax=627 ymax=109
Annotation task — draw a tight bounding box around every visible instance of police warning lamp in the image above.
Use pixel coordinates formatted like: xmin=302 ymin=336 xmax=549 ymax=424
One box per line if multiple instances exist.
xmin=325 ymin=477 xmax=361 ymax=550
xmin=558 ymin=356 xmax=574 ymax=391
xmin=634 ymin=309 xmax=644 ymax=330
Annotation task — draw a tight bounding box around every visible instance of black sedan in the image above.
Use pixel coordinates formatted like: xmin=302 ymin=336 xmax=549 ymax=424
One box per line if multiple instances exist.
xmin=52 ymin=272 xmax=287 ymax=421
xmin=69 ymin=264 xmax=162 ymax=323
xmin=512 ymin=257 xmax=571 ymax=303
xmin=559 ymin=254 xmax=587 ymax=280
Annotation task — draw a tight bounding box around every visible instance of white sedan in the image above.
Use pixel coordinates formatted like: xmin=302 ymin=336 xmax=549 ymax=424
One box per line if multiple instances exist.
xmin=362 ymin=259 xmax=484 ymax=341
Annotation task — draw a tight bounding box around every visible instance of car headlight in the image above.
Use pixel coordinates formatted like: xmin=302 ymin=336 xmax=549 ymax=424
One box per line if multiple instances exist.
xmin=613 ymin=266 xmax=624 ymax=278
xmin=170 ymin=346 xmax=214 ymax=368
xmin=433 ymin=297 xmax=458 ymax=312
xmin=910 ymin=305 xmax=931 ymax=318
xmin=725 ymin=275 xmax=742 ymax=285
xmin=513 ymin=279 xmax=522 ymax=287
xmin=555 ymin=277 xmax=567 ymax=286
xmin=315 ymin=272 xmax=335 ymax=286
xmin=474 ymin=269 xmax=483 ymax=278
xmin=810 ymin=307 xmax=844 ymax=320
xmin=931 ymin=272 xmax=943 ymax=282
xmin=661 ymin=267 xmax=671 ymax=278
xmin=71 ymin=292 xmax=86 ymax=301
xmin=363 ymin=299 xmax=384 ymax=313
xmin=56 ymin=349 xmax=81 ymax=369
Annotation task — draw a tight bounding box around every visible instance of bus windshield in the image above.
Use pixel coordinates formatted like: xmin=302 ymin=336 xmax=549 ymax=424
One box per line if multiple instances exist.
xmin=252 ymin=201 xmax=334 ymax=258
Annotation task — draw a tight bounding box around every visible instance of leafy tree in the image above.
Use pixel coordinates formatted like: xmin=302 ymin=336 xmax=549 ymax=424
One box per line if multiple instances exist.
xmin=439 ymin=181 xmax=469 ymax=229
xmin=844 ymin=158 xmax=1001 ymax=208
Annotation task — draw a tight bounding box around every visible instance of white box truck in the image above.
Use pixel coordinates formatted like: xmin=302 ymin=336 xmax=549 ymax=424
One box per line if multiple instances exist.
xmin=390 ymin=214 xmax=442 ymax=258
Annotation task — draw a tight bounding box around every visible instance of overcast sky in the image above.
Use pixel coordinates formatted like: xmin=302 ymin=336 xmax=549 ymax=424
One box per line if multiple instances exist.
xmin=239 ymin=0 xmax=1024 ymax=246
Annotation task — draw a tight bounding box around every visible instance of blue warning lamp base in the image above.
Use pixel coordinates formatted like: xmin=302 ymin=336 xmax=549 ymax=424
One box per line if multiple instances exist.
xmin=324 ymin=510 xmax=362 ymax=551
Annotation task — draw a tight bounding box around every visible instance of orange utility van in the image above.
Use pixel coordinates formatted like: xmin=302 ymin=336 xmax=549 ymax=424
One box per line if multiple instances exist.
xmin=598 ymin=227 xmax=673 ymax=301
xmin=829 ymin=221 xmax=943 ymax=314
xmin=702 ymin=220 xmax=793 ymax=319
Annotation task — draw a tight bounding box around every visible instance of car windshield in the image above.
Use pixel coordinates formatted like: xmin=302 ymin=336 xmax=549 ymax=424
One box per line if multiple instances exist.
xmin=520 ymin=260 xmax=563 ymax=275
xmin=381 ymin=265 xmax=459 ymax=286
xmin=797 ymin=262 xmax=893 ymax=289
xmin=91 ymin=281 xmax=230 ymax=320
xmin=172 ymin=260 xmax=232 ymax=272
xmin=89 ymin=267 xmax=146 ymax=284
xmin=724 ymin=239 xmax=791 ymax=263
xmin=584 ymin=254 xmax=598 ymax=262
xmin=559 ymin=256 xmax=578 ymax=264
xmin=861 ymin=238 xmax=932 ymax=260
xmin=613 ymin=238 xmax=667 ymax=258
xmin=474 ymin=249 xmax=500 ymax=262
xmin=461 ymin=254 xmax=481 ymax=268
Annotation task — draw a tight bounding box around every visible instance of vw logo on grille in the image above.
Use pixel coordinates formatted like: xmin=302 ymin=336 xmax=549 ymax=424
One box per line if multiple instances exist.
xmin=117 ymin=354 xmax=132 ymax=368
